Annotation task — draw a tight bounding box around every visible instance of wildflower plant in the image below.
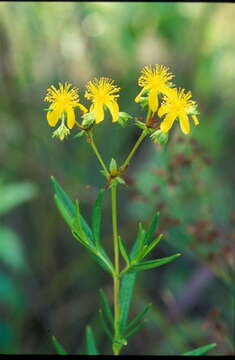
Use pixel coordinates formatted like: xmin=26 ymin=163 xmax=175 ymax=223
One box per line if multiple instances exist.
xmin=43 ymin=65 xmax=215 ymax=355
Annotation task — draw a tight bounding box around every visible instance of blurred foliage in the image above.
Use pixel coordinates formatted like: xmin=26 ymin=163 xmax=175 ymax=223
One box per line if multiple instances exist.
xmin=0 ymin=1 xmax=234 ymax=355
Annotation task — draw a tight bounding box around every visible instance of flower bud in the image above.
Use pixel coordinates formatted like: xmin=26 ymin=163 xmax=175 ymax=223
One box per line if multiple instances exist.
xmin=109 ymin=158 xmax=118 ymax=175
xmin=81 ymin=112 xmax=95 ymax=127
xmin=117 ymin=112 xmax=132 ymax=128
xmin=150 ymin=129 xmax=168 ymax=145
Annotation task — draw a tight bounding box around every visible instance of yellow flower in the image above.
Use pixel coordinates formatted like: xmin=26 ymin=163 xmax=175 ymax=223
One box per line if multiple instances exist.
xmin=44 ymin=82 xmax=87 ymax=140
xmin=84 ymin=77 xmax=120 ymax=124
xmin=158 ymin=88 xmax=200 ymax=135
xmin=135 ymin=64 xmax=174 ymax=113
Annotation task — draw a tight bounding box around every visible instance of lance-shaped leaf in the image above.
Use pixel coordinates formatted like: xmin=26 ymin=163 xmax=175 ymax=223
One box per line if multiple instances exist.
xmin=99 ymin=288 xmax=114 ymax=328
xmin=118 ymin=236 xmax=130 ymax=265
xmin=51 ymin=177 xmax=114 ymax=275
xmin=99 ymin=309 xmax=113 ymax=340
xmin=119 ymin=273 xmax=136 ymax=333
xmin=125 ymin=320 xmax=147 ymax=339
xmin=130 ymin=222 xmax=145 ymax=261
xmin=51 ymin=336 xmax=68 ymax=355
xmin=125 ymin=303 xmax=152 ymax=333
xmin=51 ymin=176 xmax=93 ymax=242
xmin=143 ymin=211 xmax=160 ymax=246
xmin=141 ymin=234 xmax=163 ymax=259
xmin=126 ymin=253 xmax=181 ymax=273
xmin=86 ymin=326 xmax=99 ymax=355
xmin=51 ymin=176 xmax=75 ymax=227
xmin=92 ymin=190 xmax=105 ymax=247
xmin=182 ymin=343 xmax=216 ymax=356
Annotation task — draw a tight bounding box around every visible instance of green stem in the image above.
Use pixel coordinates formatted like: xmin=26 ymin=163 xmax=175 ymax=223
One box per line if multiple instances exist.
xmin=120 ymin=130 xmax=147 ymax=172
xmin=120 ymin=109 xmax=151 ymax=173
xmin=88 ymin=131 xmax=109 ymax=177
xmin=111 ymin=183 xmax=121 ymax=355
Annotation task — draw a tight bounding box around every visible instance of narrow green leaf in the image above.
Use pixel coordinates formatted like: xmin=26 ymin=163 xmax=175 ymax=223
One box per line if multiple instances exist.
xmin=54 ymin=194 xmax=74 ymax=228
xmin=51 ymin=176 xmax=93 ymax=243
xmin=127 ymin=253 xmax=181 ymax=273
xmin=119 ymin=273 xmax=136 ymax=333
xmin=125 ymin=320 xmax=147 ymax=339
xmin=90 ymin=251 xmax=113 ymax=275
xmin=99 ymin=289 xmax=114 ymax=328
xmin=51 ymin=336 xmax=68 ymax=355
xmin=141 ymin=234 xmax=163 ymax=259
xmin=96 ymin=247 xmax=114 ymax=275
xmin=86 ymin=326 xmax=98 ymax=355
xmin=143 ymin=212 xmax=160 ymax=246
xmin=126 ymin=303 xmax=152 ymax=332
xmin=92 ymin=190 xmax=104 ymax=247
xmin=51 ymin=176 xmax=75 ymax=218
xmin=99 ymin=309 xmax=113 ymax=340
xmin=182 ymin=343 xmax=216 ymax=356
xmin=130 ymin=222 xmax=145 ymax=261
xmin=118 ymin=236 xmax=130 ymax=265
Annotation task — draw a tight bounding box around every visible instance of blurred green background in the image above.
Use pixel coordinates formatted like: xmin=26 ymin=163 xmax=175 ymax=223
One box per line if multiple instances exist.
xmin=0 ymin=2 xmax=234 ymax=355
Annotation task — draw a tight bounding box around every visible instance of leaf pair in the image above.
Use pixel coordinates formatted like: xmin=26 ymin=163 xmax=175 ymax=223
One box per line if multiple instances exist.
xmin=51 ymin=176 xmax=114 ymax=275
xmin=120 ymin=212 xmax=181 ymax=275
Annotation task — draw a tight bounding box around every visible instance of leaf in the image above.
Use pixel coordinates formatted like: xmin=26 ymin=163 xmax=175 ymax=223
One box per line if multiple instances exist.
xmin=92 ymin=190 xmax=104 ymax=247
xmin=125 ymin=320 xmax=147 ymax=339
xmin=86 ymin=326 xmax=98 ymax=355
xmin=143 ymin=212 xmax=160 ymax=246
xmin=119 ymin=273 xmax=137 ymax=333
xmin=52 ymin=177 xmax=114 ymax=275
xmin=130 ymin=222 xmax=145 ymax=261
xmin=182 ymin=343 xmax=216 ymax=356
xmin=51 ymin=176 xmax=93 ymax=243
xmin=126 ymin=303 xmax=152 ymax=333
xmin=118 ymin=236 xmax=130 ymax=265
xmin=99 ymin=289 xmax=114 ymax=328
xmin=90 ymin=250 xmax=114 ymax=275
xmin=99 ymin=309 xmax=113 ymax=340
xmin=51 ymin=336 xmax=68 ymax=355
xmin=127 ymin=253 xmax=181 ymax=273
xmin=0 ymin=182 xmax=37 ymax=216
xmin=51 ymin=176 xmax=76 ymax=219
xmin=141 ymin=234 xmax=163 ymax=259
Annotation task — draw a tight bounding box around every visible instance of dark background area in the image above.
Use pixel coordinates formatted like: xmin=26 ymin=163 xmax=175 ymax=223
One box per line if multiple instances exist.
xmin=0 ymin=2 xmax=234 ymax=355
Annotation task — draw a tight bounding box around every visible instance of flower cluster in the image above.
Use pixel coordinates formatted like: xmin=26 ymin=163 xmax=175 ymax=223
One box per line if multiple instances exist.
xmin=135 ymin=64 xmax=200 ymax=135
xmin=43 ymin=65 xmax=199 ymax=141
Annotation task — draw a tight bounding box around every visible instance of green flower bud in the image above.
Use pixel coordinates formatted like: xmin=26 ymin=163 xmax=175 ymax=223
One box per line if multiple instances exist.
xmin=109 ymin=158 xmax=118 ymax=175
xmin=150 ymin=129 xmax=168 ymax=145
xmin=117 ymin=112 xmax=133 ymax=128
xmin=81 ymin=112 xmax=95 ymax=127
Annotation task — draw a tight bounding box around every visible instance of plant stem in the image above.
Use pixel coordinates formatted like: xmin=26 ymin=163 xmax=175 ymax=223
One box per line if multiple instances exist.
xmin=111 ymin=183 xmax=121 ymax=355
xmin=120 ymin=130 xmax=147 ymax=172
xmin=88 ymin=131 xmax=109 ymax=177
xmin=120 ymin=109 xmax=151 ymax=173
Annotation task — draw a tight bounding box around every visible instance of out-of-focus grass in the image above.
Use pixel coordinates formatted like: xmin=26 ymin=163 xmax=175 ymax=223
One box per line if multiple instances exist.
xmin=0 ymin=2 xmax=234 ymax=355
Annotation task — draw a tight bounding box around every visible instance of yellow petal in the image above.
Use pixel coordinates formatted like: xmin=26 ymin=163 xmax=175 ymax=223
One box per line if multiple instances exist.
xmin=78 ymin=103 xmax=88 ymax=114
xmin=66 ymin=107 xmax=75 ymax=129
xmin=94 ymin=103 xmax=104 ymax=124
xmin=179 ymin=114 xmax=190 ymax=134
xmin=192 ymin=114 xmax=199 ymax=125
xmin=158 ymin=104 xmax=168 ymax=118
xmin=47 ymin=108 xmax=60 ymax=127
xmin=135 ymin=87 xmax=146 ymax=103
xmin=106 ymin=101 xmax=119 ymax=122
xmin=160 ymin=113 xmax=176 ymax=133
xmin=148 ymin=89 xmax=158 ymax=113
